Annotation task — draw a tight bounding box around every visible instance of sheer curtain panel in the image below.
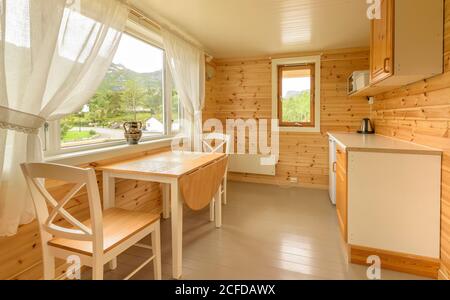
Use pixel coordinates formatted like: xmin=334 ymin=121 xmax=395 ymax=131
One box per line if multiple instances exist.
xmin=161 ymin=28 xmax=206 ymax=151
xmin=0 ymin=0 xmax=128 ymax=236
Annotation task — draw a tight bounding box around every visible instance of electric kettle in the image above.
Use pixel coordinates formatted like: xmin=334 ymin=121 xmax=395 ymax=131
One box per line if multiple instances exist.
xmin=357 ymin=118 xmax=375 ymax=134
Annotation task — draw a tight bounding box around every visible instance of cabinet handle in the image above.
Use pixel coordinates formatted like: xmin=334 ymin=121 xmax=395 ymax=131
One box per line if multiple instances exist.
xmin=333 ymin=162 xmax=337 ymax=173
xmin=383 ymin=57 xmax=391 ymax=73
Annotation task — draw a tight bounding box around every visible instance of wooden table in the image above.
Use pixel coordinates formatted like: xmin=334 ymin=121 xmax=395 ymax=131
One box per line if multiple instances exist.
xmin=97 ymin=151 xmax=226 ymax=279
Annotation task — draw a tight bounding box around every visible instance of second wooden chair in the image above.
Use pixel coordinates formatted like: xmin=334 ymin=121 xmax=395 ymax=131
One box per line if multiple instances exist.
xmin=202 ymin=133 xmax=231 ymax=222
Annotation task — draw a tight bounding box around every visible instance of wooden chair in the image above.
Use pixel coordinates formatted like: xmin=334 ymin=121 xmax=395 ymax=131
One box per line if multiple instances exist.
xmin=202 ymin=133 xmax=231 ymax=221
xmin=20 ymin=163 xmax=161 ymax=280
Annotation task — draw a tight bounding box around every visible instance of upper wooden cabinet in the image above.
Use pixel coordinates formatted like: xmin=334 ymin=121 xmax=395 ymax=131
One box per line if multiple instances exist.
xmin=353 ymin=0 xmax=444 ymax=96
xmin=370 ymin=0 xmax=394 ymax=84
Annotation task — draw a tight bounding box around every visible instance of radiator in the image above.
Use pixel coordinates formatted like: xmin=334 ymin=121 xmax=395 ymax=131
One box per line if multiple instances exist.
xmin=228 ymin=154 xmax=276 ymax=176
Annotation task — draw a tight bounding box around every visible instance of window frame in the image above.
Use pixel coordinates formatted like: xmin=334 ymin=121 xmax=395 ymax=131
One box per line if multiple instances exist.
xmin=272 ymin=55 xmax=321 ymax=133
xmin=277 ymin=63 xmax=316 ymax=128
xmin=44 ymin=20 xmax=183 ymax=157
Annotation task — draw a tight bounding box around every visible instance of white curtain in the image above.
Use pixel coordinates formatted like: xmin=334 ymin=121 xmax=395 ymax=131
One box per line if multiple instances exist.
xmin=0 ymin=0 xmax=128 ymax=236
xmin=161 ymin=28 xmax=205 ymax=151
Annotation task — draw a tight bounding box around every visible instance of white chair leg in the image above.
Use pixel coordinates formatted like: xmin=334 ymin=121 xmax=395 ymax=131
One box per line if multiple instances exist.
xmin=151 ymin=222 xmax=162 ymax=280
xmin=215 ymin=186 xmax=222 ymax=228
xmin=42 ymin=251 xmax=55 ymax=280
xmin=223 ymin=176 xmax=228 ymax=205
xmin=92 ymin=258 xmax=104 ymax=280
xmin=209 ymin=199 xmax=215 ymax=222
xmin=109 ymin=258 xmax=117 ymax=270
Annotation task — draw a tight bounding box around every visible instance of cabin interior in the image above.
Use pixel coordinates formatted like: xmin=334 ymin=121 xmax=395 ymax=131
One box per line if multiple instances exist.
xmin=0 ymin=0 xmax=449 ymax=281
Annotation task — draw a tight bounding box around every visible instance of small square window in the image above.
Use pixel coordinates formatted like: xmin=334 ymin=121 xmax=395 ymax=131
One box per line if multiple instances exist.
xmin=277 ymin=64 xmax=315 ymax=128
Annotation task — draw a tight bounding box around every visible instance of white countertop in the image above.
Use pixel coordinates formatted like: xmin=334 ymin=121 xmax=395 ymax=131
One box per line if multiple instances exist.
xmin=328 ymin=132 xmax=442 ymax=155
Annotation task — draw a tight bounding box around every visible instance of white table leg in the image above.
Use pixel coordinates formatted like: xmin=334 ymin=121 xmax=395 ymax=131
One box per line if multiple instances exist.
xmin=102 ymin=172 xmax=117 ymax=270
xmin=209 ymin=199 xmax=215 ymax=222
xmin=170 ymin=181 xmax=183 ymax=279
xmin=215 ymin=185 xmax=222 ymax=228
xmin=162 ymin=183 xmax=170 ymax=219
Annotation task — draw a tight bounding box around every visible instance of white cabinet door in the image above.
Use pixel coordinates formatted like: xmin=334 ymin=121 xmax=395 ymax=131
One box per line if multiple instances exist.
xmin=347 ymin=151 xmax=441 ymax=258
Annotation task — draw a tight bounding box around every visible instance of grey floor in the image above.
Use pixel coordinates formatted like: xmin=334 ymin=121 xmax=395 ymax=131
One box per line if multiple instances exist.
xmin=88 ymin=181 xmax=427 ymax=280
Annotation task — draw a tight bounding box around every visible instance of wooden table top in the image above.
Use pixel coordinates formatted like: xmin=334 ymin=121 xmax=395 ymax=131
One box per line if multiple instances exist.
xmin=97 ymin=151 xmax=226 ymax=178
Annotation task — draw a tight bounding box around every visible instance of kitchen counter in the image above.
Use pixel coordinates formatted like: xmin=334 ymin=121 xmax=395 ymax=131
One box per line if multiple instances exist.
xmin=329 ymin=132 xmax=442 ymax=265
xmin=328 ymin=132 xmax=442 ymax=156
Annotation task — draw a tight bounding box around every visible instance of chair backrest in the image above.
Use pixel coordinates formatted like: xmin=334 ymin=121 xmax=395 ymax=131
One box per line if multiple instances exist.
xmin=179 ymin=156 xmax=228 ymax=211
xmin=20 ymin=163 xmax=103 ymax=250
xmin=202 ymin=133 xmax=231 ymax=154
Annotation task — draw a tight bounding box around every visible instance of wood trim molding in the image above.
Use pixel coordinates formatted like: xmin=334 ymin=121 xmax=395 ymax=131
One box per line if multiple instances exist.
xmin=213 ymin=47 xmax=370 ymax=63
xmin=271 ymin=55 xmax=322 ymax=133
xmin=438 ymin=266 xmax=450 ymax=280
xmin=228 ymin=173 xmax=329 ymax=190
xmin=349 ymin=245 xmax=440 ymax=279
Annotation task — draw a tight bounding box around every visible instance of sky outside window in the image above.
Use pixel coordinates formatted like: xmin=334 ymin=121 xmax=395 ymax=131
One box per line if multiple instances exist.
xmin=282 ymin=77 xmax=311 ymax=98
xmin=113 ymin=33 xmax=163 ymax=73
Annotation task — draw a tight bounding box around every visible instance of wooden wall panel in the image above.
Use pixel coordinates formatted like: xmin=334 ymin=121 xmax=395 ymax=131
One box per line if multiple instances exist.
xmin=208 ymin=49 xmax=370 ymax=188
xmin=370 ymin=0 xmax=450 ymax=280
xmin=0 ymin=147 xmax=168 ymax=280
xmin=203 ymin=62 xmax=217 ymax=121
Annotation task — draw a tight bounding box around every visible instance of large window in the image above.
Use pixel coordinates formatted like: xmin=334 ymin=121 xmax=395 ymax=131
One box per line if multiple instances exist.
xmin=272 ymin=56 xmax=321 ymax=133
xmin=48 ymin=30 xmax=181 ymax=153
xmin=60 ymin=33 xmax=163 ymax=148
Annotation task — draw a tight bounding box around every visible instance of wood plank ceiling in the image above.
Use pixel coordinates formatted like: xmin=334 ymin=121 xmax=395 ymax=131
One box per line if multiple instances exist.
xmin=131 ymin=0 xmax=370 ymax=58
